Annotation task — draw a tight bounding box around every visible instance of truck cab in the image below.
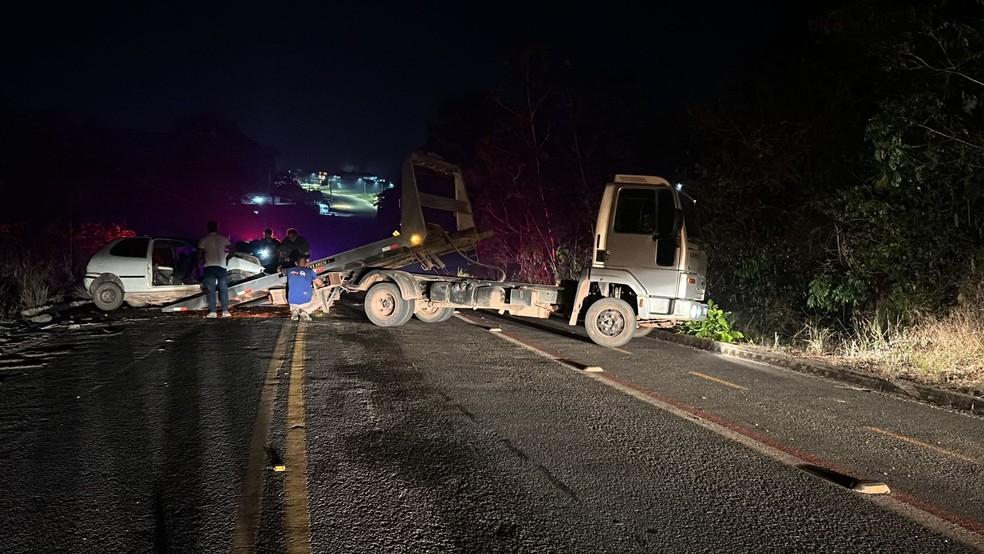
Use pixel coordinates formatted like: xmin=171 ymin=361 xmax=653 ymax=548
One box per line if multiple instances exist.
xmin=568 ymin=174 xmax=708 ymax=346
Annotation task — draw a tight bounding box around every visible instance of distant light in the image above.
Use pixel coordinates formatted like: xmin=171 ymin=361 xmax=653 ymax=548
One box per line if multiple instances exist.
xmin=410 ymin=233 xmax=423 ymax=246
xmin=252 ymin=210 xmax=259 ymax=215
xmin=392 ymin=230 xmax=401 ymax=237
xmin=252 ymin=195 xmax=266 ymax=204
xmin=675 ymin=183 xmax=684 ymax=191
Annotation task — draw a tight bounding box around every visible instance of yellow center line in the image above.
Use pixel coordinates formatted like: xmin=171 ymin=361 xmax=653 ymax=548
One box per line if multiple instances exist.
xmin=688 ymin=371 xmax=748 ymax=391
xmin=232 ymin=321 xmax=292 ymax=552
xmin=285 ymin=325 xmax=313 ymax=553
xmin=865 ymin=426 xmax=979 ymax=465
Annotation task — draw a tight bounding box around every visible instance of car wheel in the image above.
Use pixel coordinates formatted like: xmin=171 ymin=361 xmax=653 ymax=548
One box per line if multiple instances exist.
xmin=414 ymin=304 xmax=454 ymax=323
xmin=584 ymin=297 xmax=636 ymax=348
xmin=92 ymin=280 xmax=125 ymax=311
xmin=364 ymin=282 xmax=415 ymax=327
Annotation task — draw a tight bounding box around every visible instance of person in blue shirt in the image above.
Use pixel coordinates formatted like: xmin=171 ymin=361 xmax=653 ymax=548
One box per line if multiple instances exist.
xmin=286 ymin=255 xmax=323 ymax=321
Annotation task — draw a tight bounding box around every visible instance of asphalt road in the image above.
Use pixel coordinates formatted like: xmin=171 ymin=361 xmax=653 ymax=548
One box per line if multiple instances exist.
xmin=1 ymin=299 xmax=981 ymax=552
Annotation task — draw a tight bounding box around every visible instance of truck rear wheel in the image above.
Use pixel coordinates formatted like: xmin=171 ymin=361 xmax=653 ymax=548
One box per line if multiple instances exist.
xmin=585 ymin=297 xmax=636 ymax=348
xmin=414 ymin=304 xmax=454 ymax=323
xmin=365 ymin=282 xmax=415 ymax=327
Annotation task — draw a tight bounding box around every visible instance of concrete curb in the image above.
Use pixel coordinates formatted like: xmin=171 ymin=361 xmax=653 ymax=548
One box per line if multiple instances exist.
xmin=651 ymin=330 xmax=984 ymax=417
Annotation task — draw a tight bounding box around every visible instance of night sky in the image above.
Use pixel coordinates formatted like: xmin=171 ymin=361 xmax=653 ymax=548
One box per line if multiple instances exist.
xmin=1 ymin=2 xmax=821 ymax=179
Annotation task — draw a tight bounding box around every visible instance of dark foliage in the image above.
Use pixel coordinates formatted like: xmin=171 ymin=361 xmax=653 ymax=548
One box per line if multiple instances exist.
xmin=427 ymin=0 xmax=984 ymax=338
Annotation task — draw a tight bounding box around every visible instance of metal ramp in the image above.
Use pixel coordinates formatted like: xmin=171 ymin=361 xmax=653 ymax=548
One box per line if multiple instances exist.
xmin=161 ymin=271 xmax=286 ymax=312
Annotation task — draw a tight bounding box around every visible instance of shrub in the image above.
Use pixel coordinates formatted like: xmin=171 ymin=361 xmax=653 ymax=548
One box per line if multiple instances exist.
xmin=681 ymin=300 xmax=745 ymax=343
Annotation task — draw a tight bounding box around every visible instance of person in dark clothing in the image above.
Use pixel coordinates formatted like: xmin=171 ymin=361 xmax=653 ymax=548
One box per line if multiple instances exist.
xmin=277 ymin=228 xmax=311 ymax=269
xmin=251 ymin=228 xmax=281 ymax=273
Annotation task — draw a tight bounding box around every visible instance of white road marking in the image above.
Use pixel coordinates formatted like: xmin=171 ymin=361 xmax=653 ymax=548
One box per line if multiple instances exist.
xmin=453 ymin=313 xmax=984 ymax=550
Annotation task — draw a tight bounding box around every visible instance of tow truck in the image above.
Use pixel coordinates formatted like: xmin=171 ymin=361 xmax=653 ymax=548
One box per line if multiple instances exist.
xmin=162 ymin=152 xmax=708 ymax=347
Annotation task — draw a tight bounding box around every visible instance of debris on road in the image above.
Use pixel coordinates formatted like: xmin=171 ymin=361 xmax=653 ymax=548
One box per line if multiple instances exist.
xmin=27 ymin=313 xmax=53 ymax=324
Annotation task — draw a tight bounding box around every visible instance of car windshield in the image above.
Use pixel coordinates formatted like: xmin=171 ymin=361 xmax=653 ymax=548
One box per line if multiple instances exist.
xmin=109 ymin=238 xmax=150 ymax=258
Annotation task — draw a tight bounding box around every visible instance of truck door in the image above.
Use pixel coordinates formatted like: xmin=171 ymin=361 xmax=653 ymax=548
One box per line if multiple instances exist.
xmin=604 ymin=186 xmax=680 ymax=306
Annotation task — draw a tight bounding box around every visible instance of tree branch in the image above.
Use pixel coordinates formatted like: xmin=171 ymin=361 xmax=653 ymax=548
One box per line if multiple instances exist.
xmin=906 ymin=52 xmax=984 ymax=89
xmin=915 ymin=123 xmax=984 ymax=150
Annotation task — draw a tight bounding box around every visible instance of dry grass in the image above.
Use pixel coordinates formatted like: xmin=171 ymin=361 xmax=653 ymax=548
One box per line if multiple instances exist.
xmin=774 ymin=307 xmax=984 ymax=395
xmin=795 ymin=320 xmax=836 ymax=354
xmin=746 ymin=290 xmax=984 ymax=395
xmin=17 ymin=272 xmax=50 ymax=310
xmin=887 ymin=307 xmax=984 ymax=391
xmin=0 ymin=252 xmax=62 ymax=314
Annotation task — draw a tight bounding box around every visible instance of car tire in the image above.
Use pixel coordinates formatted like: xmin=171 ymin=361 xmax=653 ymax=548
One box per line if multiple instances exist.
xmin=585 ymin=297 xmax=636 ymax=348
xmin=414 ymin=304 xmax=454 ymax=323
xmin=364 ymin=282 xmax=415 ymax=327
xmin=92 ymin=280 xmax=125 ymax=312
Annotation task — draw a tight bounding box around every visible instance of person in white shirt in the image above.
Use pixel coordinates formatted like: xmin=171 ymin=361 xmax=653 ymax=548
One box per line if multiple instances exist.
xmin=198 ymin=220 xmax=232 ymax=318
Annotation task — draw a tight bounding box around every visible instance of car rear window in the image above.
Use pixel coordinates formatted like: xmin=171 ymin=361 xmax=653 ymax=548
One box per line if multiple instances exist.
xmin=109 ymin=238 xmax=149 ymax=258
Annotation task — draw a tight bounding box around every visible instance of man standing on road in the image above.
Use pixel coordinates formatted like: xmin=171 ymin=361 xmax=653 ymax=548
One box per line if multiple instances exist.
xmin=277 ymin=228 xmax=311 ymax=269
xmin=287 ymin=255 xmax=324 ymax=321
xmin=198 ymin=220 xmax=232 ymax=318
xmin=251 ymin=227 xmax=281 ymax=273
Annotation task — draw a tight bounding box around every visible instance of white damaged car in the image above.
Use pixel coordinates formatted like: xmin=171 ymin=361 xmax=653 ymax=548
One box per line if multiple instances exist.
xmin=84 ymin=236 xmax=265 ymax=311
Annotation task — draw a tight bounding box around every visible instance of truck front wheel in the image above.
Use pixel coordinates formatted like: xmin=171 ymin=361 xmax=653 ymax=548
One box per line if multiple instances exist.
xmin=414 ymin=304 xmax=454 ymax=323
xmin=365 ymin=282 xmax=415 ymax=327
xmin=585 ymin=297 xmax=636 ymax=348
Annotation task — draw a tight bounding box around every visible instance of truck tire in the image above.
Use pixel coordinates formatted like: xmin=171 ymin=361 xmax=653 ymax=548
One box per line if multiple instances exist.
xmin=585 ymin=297 xmax=636 ymax=348
xmin=92 ymin=280 xmax=125 ymax=312
xmin=414 ymin=304 xmax=454 ymax=323
xmin=365 ymin=282 xmax=415 ymax=327
xmin=634 ymin=327 xmax=654 ymax=338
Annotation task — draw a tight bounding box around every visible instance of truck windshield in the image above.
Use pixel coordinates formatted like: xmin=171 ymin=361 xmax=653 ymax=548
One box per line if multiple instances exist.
xmin=613 ymin=188 xmax=656 ymax=234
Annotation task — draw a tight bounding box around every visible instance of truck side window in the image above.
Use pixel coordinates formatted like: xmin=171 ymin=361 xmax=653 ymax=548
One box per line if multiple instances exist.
xmin=613 ymin=188 xmax=656 ymax=234
xmin=109 ymin=238 xmax=150 ymax=258
xmin=656 ymin=188 xmax=676 ymax=237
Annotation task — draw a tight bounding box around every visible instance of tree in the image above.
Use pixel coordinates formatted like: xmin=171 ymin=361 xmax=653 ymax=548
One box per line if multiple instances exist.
xmin=814 ymin=0 xmax=984 ymax=319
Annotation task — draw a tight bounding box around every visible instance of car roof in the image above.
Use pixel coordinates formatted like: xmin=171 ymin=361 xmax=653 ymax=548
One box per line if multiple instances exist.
xmin=114 ymin=236 xmax=194 ymax=245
